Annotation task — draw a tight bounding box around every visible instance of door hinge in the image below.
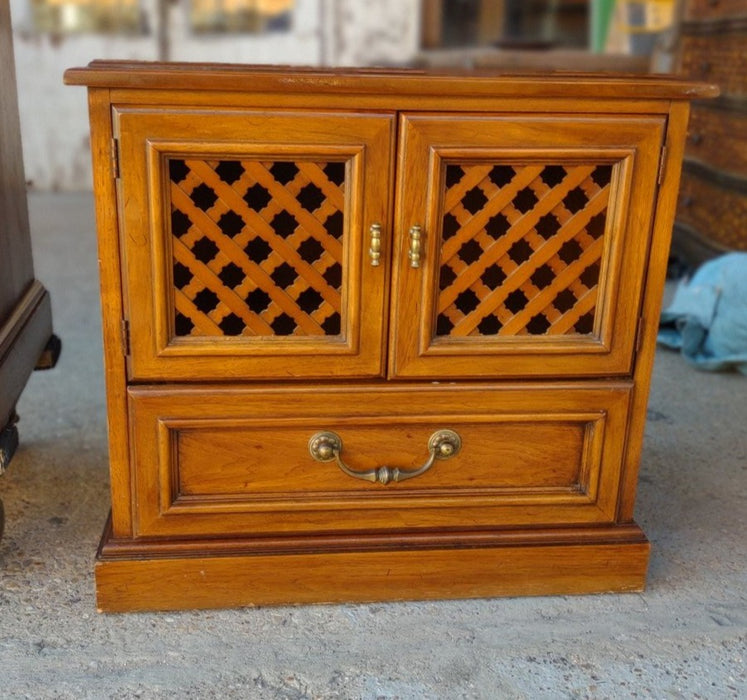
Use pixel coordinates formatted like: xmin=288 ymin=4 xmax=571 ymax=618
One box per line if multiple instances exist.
xmin=635 ymin=316 xmax=646 ymax=354
xmin=111 ymin=137 xmax=120 ymax=179
xmin=121 ymin=319 xmax=130 ymax=356
xmin=657 ymin=145 xmax=668 ymax=185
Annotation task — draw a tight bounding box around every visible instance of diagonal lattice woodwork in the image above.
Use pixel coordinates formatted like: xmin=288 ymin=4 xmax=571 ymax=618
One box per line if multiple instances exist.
xmin=168 ymin=157 xmax=347 ymax=337
xmin=436 ymin=162 xmax=613 ymax=338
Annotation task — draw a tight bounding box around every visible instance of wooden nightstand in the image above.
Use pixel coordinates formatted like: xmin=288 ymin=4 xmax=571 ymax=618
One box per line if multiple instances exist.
xmin=64 ymin=63 xmax=715 ymax=612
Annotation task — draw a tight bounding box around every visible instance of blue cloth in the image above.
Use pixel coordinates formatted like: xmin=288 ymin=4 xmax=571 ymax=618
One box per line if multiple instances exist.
xmin=658 ymin=253 xmax=747 ymax=374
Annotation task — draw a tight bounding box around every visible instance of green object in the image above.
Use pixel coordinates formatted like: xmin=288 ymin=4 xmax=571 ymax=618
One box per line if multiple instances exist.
xmin=590 ymin=0 xmax=617 ymax=53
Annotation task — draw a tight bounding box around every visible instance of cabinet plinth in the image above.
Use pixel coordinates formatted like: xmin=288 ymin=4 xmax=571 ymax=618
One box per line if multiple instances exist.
xmin=64 ymin=63 xmax=715 ymax=611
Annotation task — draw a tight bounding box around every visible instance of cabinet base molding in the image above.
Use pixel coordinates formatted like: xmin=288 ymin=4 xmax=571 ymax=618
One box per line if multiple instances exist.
xmin=95 ymin=520 xmax=649 ymax=612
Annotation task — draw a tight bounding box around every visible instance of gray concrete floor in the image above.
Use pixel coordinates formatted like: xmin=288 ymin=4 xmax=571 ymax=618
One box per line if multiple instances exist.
xmin=0 ymin=192 xmax=745 ymax=699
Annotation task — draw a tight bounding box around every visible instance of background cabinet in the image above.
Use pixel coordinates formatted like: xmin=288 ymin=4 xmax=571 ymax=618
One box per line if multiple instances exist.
xmin=673 ymin=0 xmax=747 ymax=263
xmin=0 ymin=1 xmax=56 ymax=535
xmin=65 ymin=62 xmax=714 ymax=611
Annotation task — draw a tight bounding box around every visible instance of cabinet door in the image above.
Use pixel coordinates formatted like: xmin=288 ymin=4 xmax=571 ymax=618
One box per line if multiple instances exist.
xmin=115 ymin=108 xmax=394 ymax=381
xmin=390 ymin=114 xmax=665 ymax=379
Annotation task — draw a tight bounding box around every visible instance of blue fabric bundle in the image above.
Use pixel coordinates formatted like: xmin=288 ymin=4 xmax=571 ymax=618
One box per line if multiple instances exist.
xmin=658 ymin=253 xmax=747 ymax=374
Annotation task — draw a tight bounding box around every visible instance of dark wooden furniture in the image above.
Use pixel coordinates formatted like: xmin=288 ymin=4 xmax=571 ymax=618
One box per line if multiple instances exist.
xmin=673 ymin=0 xmax=747 ymax=263
xmin=0 ymin=1 xmax=56 ymax=536
xmin=65 ymin=62 xmax=715 ymax=612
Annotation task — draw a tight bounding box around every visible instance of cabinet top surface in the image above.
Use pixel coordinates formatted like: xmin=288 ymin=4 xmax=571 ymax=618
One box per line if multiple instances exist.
xmin=64 ymin=60 xmax=717 ymax=100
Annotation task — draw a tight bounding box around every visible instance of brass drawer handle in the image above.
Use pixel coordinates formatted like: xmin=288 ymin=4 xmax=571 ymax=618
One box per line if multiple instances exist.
xmin=308 ymin=429 xmax=461 ymax=485
xmin=369 ymin=222 xmax=382 ymax=266
xmin=408 ymin=224 xmax=422 ymax=268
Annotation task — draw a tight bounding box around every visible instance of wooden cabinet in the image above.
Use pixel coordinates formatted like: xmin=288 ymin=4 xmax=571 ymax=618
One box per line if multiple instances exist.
xmin=64 ymin=62 xmax=715 ymax=612
xmin=673 ymin=0 xmax=747 ymax=263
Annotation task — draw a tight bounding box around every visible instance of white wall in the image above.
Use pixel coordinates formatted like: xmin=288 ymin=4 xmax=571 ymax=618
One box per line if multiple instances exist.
xmin=10 ymin=0 xmax=159 ymax=191
xmin=318 ymin=0 xmax=421 ymax=67
xmin=9 ymin=0 xmax=421 ymax=191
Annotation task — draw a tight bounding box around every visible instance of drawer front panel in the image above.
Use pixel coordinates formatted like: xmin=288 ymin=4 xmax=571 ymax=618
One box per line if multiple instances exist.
xmin=178 ymin=421 xmax=585 ymax=495
xmin=129 ymin=383 xmax=632 ymax=537
xmin=115 ymin=108 xmax=394 ymax=381
xmin=390 ymin=114 xmax=664 ymax=379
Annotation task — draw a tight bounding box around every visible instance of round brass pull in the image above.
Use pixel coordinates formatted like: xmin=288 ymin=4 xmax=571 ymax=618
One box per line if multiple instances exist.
xmin=308 ymin=429 xmax=461 ymax=485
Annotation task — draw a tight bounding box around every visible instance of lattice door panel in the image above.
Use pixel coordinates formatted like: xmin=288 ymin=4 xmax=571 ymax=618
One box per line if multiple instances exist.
xmin=436 ymin=162 xmax=613 ymax=339
xmin=168 ymin=156 xmax=347 ymax=338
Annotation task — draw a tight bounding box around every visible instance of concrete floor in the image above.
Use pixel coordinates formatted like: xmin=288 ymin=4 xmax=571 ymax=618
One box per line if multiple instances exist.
xmin=0 ymin=192 xmax=745 ymax=699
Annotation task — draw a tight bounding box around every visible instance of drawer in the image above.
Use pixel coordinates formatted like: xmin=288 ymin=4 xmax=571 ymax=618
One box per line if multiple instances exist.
xmin=679 ymin=33 xmax=747 ymax=97
xmin=686 ymin=106 xmax=747 ymax=176
xmin=684 ymin=0 xmax=747 ymax=22
xmin=128 ymin=382 xmax=633 ymax=537
xmin=678 ymin=171 xmax=747 ymax=251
